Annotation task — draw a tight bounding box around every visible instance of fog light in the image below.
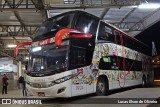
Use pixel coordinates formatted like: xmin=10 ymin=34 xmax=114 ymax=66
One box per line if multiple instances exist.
xmin=57 ymin=87 xmax=66 ymax=94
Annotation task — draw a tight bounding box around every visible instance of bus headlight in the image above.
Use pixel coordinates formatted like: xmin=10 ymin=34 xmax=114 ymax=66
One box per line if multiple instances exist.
xmin=53 ymin=75 xmax=72 ymax=84
xmin=26 ymin=81 xmax=31 ymax=85
xmin=47 ymin=82 xmax=55 ymax=87
xmin=26 ymin=74 xmax=79 ymax=88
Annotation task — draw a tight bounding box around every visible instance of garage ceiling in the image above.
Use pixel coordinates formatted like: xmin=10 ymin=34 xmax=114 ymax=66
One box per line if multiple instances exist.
xmin=0 ymin=0 xmax=160 ymax=62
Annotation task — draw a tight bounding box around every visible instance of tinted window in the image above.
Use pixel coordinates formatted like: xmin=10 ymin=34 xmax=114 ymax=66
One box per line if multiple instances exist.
xmin=33 ymin=13 xmax=75 ymax=41
xmin=98 ymin=22 xmax=115 ymax=42
xmin=99 ymin=57 xmax=112 ymax=70
xmin=99 ymin=56 xmax=118 ymax=70
xmin=114 ymin=31 xmax=121 ymax=45
xmin=75 ymin=13 xmax=99 ymax=36
xmin=122 ymin=36 xmax=128 ymax=46
xmin=99 ymin=56 xmax=142 ymax=71
xmin=69 ymin=46 xmax=93 ymax=69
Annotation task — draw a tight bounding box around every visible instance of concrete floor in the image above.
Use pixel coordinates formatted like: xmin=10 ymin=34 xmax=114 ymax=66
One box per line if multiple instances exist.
xmin=0 ymin=87 xmax=160 ymax=107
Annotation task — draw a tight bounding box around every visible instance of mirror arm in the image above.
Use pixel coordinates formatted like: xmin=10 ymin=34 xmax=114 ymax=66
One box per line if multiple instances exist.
xmin=14 ymin=42 xmax=32 ymax=57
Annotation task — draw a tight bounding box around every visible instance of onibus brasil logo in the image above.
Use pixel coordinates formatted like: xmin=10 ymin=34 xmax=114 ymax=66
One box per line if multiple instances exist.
xmin=1 ymin=99 xmax=42 ymax=104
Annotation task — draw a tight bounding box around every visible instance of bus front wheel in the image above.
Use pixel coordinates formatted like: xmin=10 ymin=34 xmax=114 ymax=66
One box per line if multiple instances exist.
xmin=96 ymin=77 xmax=109 ymax=96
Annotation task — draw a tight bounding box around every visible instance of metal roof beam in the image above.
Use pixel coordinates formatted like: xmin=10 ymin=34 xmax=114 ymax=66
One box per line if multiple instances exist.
xmin=100 ymin=8 xmax=110 ymax=19
xmin=47 ymin=0 xmax=145 ymax=9
xmin=0 ymin=48 xmax=27 ymax=50
xmin=117 ymin=8 xmax=136 ymax=25
xmin=0 ymin=25 xmax=39 ymax=37
xmin=0 ymin=50 xmax=14 ymax=58
xmin=128 ymin=7 xmax=160 ymax=36
xmin=0 ymin=8 xmax=37 ymax=11
xmin=0 ymin=37 xmax=30 ymax=40
xmin=4 ymin=0 xmax=31 ymax=35
xmin=0 ymin=49 xmax=26 ymax=63
xmin=110 ymin=22 xmax=141 ymax=31
xmin=47 ymin=5 xmax=137 ymax=9
xmin=1 ymin=0 xmax=39 ymax=10
xmin=13 ymin=12 xmax=31 ymax=35
xmin=31 ymin=0 xmax=47 ymax=20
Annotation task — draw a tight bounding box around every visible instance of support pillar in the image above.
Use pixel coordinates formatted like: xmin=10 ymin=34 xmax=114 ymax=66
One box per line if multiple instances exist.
xmin=18 ymin=61 xmax=22 ymax=77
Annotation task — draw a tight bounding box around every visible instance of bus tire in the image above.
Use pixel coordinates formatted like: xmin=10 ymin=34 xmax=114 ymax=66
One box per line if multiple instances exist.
xmin=96 ymin=77 xmax=109 ymax=96
xmin=142 ymin=76 xmax=146 ymax=87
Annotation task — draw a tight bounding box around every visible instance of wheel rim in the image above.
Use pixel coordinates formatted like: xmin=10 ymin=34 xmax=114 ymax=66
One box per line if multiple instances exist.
xmin=97 ymin=82 xmax=105 ymax=94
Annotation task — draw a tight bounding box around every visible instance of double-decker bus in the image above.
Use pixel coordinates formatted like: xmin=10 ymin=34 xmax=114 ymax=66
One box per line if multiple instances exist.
xmin=14 ymin=10 xmax=153 ymax=97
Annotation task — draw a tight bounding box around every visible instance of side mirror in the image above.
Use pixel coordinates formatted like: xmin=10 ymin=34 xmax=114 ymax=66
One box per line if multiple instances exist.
xmin=14 ymin=42 xmax=32 ymax=57
xmin=55 ymin=28 xmax=92 ymax=47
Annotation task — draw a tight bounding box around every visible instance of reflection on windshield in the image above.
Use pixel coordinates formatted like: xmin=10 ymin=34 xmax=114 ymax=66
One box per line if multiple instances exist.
xmin=33 ymin=13 xmax=74 ymax=40
xmin=28 ymin=44 xmax=68 ymax=74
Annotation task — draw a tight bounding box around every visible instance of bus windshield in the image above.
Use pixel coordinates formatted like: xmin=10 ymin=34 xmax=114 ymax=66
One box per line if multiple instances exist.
xmin=33 ymin=13 xmax=75 ymax=41
xmin=28 ymin=43 xmax=68 ymax=75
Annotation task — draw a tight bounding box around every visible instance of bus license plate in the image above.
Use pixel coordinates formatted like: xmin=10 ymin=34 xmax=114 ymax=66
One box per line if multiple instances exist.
xmin=37 ymin=92 xmax=45 ymax=97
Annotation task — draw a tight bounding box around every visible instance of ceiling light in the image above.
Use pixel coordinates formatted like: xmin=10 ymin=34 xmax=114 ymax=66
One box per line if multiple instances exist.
xmin=7 ymin=44 xmax=17 ymax=48
xmin=138 ymin=3 xmax=160 ymax=9
xmin=32 ymin=46 xmax=42 ymax=52
xmin=25 ymin=57 xmax=29 ymax=60
xmin=131 ymin=6 xmax=138 ymax=8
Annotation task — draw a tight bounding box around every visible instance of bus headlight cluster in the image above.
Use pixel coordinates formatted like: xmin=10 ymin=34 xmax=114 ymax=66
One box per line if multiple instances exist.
xmin=26 ymin=74 xmax=79 ymax=88
xmin=47 ymin=82 xmax=55 ymax=87
xmin=26 ymin=81 xmax=55 ymax=88
xmin=53 ymin=75 xmax=72 ymax=84
xmin=52 ymin=73 xmax=79 ymax=84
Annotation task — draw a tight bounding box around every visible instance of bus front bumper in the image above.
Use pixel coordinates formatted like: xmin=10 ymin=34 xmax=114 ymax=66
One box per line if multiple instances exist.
xmin=26 ymin=83 xmax=70 ymax=97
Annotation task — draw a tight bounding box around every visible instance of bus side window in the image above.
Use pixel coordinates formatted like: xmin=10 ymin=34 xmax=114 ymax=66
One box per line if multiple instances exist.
xmin=114 ymin=30 xmax=121 ymax=45
xmin=98 ymin=22 xmax=114 ymax=42
xmin=137 ymin=61 xmax=142 ymax=71
xmin=135 ymin=42 xmax=141 ymax=52
xmin=122 ymin=36 xmax=126 ymax=47
xmin=127 ymin=38 xmax=134 ymax=50
xmin=99 ymin=57 xmax=111 ymax=70
xmin=75 ymin=13 xmax=99 ymax=36
xmin=121 ymin=34 xmax=128 ymax=47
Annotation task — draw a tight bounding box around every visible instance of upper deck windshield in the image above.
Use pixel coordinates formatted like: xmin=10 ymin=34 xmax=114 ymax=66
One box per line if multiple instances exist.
xmin=33 ymin=12 xmax=75 ymax=41
xmin=28 ymin=42 xmax=68 ymax=76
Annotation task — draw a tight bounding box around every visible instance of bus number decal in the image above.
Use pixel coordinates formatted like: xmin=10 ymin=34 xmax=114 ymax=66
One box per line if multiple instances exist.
xmin=76 ymin=86 xmax=84 ymax=90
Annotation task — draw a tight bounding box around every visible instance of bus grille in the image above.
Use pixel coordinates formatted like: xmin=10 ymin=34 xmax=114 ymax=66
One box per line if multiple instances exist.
xmin=27 ymin=82 xmax=51 ymax=88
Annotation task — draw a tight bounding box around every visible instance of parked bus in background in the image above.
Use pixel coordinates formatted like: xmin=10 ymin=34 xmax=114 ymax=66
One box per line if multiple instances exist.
xmin=14 ymin=11 xmax=153 ymax=97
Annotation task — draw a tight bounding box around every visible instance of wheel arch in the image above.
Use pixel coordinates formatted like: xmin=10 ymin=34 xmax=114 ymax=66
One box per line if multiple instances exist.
xmin=96 ymin=75 xmax=109 ymax=95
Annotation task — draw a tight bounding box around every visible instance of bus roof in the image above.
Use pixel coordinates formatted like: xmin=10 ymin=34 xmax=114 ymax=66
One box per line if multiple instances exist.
xmin=48 ymin=10 xmax=100 ymax=21
xmin=42 ymin=10 xmax=150 ymax=48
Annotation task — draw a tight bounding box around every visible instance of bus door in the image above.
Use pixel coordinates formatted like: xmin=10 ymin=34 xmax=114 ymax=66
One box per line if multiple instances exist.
xmin=68 ymin=32 xmax=96 ymax=95
xmin=69 ymin=37 xmax=95 ymax=96
xmin=70 ymin=12 xmax=99 ymax=95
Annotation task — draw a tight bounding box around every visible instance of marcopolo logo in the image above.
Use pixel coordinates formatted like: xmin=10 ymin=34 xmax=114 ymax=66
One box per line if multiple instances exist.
xmin=2 ymin=99 xmax=11 ymax=104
